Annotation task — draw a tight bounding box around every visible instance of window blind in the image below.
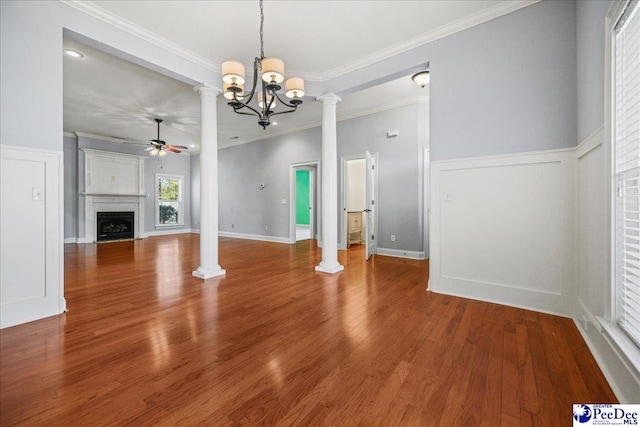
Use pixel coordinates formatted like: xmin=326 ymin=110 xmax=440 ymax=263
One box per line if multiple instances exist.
xmin=614 ymin=0 xmax=640 ymax=348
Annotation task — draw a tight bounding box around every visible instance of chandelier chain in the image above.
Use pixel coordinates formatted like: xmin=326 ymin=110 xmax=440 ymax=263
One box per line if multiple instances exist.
xmin=259 ymin=0 xmax=264 ymax=59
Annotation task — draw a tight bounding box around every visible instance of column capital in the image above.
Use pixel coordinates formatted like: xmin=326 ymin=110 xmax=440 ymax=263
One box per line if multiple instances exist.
xmin=316 ymin=93 xmax=342 ymax=104
xmin=194 ymin=84 xmax=222 ymax=97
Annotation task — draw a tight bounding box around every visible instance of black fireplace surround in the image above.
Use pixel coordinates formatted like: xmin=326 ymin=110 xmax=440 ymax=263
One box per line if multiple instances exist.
xmin=97 ymin=211 xmax=134 ymax=242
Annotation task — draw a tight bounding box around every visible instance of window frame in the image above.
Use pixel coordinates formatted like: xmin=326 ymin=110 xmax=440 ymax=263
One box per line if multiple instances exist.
xmin=155 ymin=173 xmax=184 ymax=228
xmin=601 ymin=0 xmax=640 ymax=370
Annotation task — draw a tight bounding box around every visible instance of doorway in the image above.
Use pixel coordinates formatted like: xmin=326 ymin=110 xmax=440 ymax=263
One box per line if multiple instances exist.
xmin=289 ymin=161 xmax=320 ymax=244
xmin=341 ymin=152 xmax=378 ymax=258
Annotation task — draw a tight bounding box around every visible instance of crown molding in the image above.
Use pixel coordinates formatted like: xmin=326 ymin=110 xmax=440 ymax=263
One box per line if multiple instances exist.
xmin=316 ymin=0 xmax=539 ymax=81
xmin=61 ymin=0 xmax=537 ymax=83
xmin=74 ymin=131 xmax=148 ymax=146
xmin=60 ymin=0 xmax=219 ymax=73
xmin=219 ymin=96 xmax=427 ymax=149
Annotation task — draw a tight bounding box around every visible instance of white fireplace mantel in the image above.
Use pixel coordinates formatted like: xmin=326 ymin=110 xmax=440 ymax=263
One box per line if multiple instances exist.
xmin=79 ymin=149 xmax=147 ymax=243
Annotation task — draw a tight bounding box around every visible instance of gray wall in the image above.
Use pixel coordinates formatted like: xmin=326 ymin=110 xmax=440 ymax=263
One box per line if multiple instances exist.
xmin=577 ymin=0 xmax=610 ymax=142
xmin=218 ymin=127 xmax=322 ymax=238
xmin=64 ymin=135 xmax=78 ymax=239
xmin=66 ymin=135 xmax=192 ymax=239
xmin=362 ymin=0 xmax=577 ymax=161
xmin=218 ymin=102 xmax=425 ymax=252
xmin=190 ymin=154 xmax=201 ymax=230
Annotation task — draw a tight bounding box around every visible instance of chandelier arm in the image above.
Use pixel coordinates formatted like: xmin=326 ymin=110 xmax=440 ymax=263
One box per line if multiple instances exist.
xmin=271 ymin=90 xmax=301 ymax=109
xmin=233 ymin=109 xmax=263 ymax=117
xmin=268 ymin=107 xmax=299 ymax=118
xmin=232 ymin=101 xmax=263 ymax=118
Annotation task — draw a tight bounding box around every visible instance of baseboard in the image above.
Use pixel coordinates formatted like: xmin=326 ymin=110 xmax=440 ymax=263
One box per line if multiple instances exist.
xmin=430 ymin=279 xmax=573 ymax=318
xmin=219 ymin=231 xmax=290 ymax=244
xmin=574 ymin=300 xmax=640 ymax=403
xmin=64 ymin=237 xmax=77 ymax=244
xmin=146 ymin=228 xmax=194 ymax=237
xmin=376 ymin=247 xmax=425 ymax=260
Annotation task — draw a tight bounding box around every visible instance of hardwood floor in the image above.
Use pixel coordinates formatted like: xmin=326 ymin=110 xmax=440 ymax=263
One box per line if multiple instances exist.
xmin=0 ymin=235 xmax=616 ymax=426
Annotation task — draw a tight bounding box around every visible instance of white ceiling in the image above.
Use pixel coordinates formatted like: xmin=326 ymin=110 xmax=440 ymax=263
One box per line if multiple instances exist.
xmin=62 ymin=0 xmax=535 ymax=152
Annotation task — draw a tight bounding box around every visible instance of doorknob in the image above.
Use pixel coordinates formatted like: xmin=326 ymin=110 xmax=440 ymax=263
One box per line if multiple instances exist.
xmin=364 ymin=209 xmax=372 ymax=212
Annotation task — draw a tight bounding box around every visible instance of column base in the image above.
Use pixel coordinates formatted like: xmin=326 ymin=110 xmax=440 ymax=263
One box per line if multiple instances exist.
xmin=315 ymin=262 xmax=344 ymax=274
xmin=192 ymin=266 xmax=226 ymax=280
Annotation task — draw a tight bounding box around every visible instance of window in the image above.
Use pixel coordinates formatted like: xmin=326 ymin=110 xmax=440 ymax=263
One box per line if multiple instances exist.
xmin=613 ymin=1 xmax=640 ymax=348
xmin=156 ymin=174 xmax=184 ymax=227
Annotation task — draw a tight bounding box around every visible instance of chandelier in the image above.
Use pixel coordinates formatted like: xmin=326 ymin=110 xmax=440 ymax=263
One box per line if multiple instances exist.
xmin=222 ymin=0 xmax=304 ymax=129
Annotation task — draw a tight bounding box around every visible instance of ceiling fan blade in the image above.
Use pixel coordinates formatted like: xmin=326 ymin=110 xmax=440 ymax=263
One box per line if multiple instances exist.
xmin=169 ymin=145 xmax=189 ymax=150
xmin=166 ymin=146 xmax=181 ymax=153
xmin=150 ymin=140 xmax=162 ymax=147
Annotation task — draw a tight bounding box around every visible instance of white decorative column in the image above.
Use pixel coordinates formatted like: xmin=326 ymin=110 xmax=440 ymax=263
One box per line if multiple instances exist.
xmin=193 ymin=84 xmax=226 ymax=279
xmin=315 ymin=93 xmax=344 ymax=274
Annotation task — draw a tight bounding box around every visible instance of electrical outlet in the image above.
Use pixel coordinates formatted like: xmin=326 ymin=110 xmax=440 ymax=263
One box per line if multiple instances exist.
xmin=265 ymin=225 xmax=269 ymax=231
xmin=390 ymin=235 xmax=395 ymax=242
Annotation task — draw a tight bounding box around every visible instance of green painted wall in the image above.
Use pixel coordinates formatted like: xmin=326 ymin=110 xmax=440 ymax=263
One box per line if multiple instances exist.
xmin=296 ymin=170 xmax=310 ymax=225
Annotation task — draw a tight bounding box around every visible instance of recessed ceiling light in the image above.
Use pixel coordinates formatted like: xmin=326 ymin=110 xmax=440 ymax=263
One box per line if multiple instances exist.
xmin=63 ymin=49 xmax=84 ymax=59
xmin=272 ymin=121 xmax=279 ymax=126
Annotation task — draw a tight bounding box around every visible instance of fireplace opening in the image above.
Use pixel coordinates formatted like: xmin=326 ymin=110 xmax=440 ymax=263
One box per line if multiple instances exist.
xmin=97 ymin=211 xmax=134 ymax=242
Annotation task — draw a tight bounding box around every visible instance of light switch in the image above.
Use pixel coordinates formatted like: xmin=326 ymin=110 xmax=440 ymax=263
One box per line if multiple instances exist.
xmin=443 ymin=191 xmax=452 ymax=202
xmin=281 ymin=198 xmax=287 ymax=204
xmin=32 ymin=187 xmax=45 ymax=201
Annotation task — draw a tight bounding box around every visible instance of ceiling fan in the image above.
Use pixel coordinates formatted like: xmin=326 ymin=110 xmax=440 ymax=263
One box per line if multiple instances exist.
xmin=145 ymin=118 xmax=188 ymax=156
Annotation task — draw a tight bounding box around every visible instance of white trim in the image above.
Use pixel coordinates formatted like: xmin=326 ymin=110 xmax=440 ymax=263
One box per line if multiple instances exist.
xmin=64 ymin=237 xmax=78 ymax=244
xmin=75 ymin=131 xmax=148 ymax=147
xmin=430 ymin=148 xmax=574 ymax=317
xmin=1 ymin=145 xmax=65 ymax=328
xmin=146 ymin=227 xmax=193 ymax=237
xmin=219 ymin=231 xmax=290 ymax=244
xmin=155 ymin=173 xmax=185 ymax=227
xmin=574 ymin=300 xmax=640 ymax=403
xmin=220 ymin=97 xmax=427 ymax=150
xmin=61 ymin=1 xmax=536 ymax=83
xmin=576 ymin=125 xmax=605 ymax=159
xmin=63 ymin=131 xmax=75 ymax=138
xmin=376 ymin=248 xmax=425 ymax=260
xmin=319 ymin=1 xmax=538 ymax=81
xmin=60 ymin=0 xmax=219 ymax=72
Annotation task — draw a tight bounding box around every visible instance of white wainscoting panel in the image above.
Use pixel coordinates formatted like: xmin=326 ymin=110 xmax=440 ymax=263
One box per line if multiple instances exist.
xmin=430 ymin=149 xmax=574 ymax=316
xmin=1 ymin=145 xmax=65 ymax=328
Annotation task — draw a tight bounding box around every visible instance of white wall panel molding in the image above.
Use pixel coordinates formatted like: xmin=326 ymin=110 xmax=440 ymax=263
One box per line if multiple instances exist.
xmin=576 ymin=125 xmax=604 ymax=159
xmin=430 ymin=148 xmax=574 ymax=316
xmin=1 ymin=145 xmax=65 ymax=328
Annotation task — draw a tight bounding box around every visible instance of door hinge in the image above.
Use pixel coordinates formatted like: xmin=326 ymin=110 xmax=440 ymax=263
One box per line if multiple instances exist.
xmin=372 ymin=200 xmax=375 ymax=205
xmin=617 ymin=186 xmax=622 ymax=197
xmin=372 ymin=235 xmax=375 ymax=240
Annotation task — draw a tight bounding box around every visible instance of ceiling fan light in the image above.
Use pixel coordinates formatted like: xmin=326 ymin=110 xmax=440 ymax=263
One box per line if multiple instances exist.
xmin=258 ymin=92 xmax=277 ymax=110
xmin=158 ymin=149 xmax=168 ymax=157
xmin=224 ymin=82 xmax=244 ymax=100
xmin=285 ymin=77 xmax=305 ymax=99
xmin=412 ymin=70 xmax=430 ymax=88
xmin=149 ymin=148 xmax=159 ymax=156
xmin=222 ymin=60 xmax=246 ymax=85
xmin=261 ymin=57 xmax=285 ymax=84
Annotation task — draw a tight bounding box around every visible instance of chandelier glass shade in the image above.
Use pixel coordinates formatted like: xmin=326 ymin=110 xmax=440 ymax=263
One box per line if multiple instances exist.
xmin=222 ymin=0 xmax=304 ymax=129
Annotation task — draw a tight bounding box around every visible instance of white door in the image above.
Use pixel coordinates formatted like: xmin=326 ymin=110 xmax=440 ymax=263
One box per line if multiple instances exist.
xmin=364 ymin=151 xmax=376 ymax=260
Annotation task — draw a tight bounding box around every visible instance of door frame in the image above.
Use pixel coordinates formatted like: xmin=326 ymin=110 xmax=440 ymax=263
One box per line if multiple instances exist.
xmin=340 ymin=153 xmax=378 ymax=253
xmin=289 ymin=160 xmax=321 ymax=244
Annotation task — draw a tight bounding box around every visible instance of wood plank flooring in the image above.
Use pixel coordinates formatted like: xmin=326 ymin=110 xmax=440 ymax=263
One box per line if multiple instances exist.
xmin=0 ymin=235 xmax=617 ymax=426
